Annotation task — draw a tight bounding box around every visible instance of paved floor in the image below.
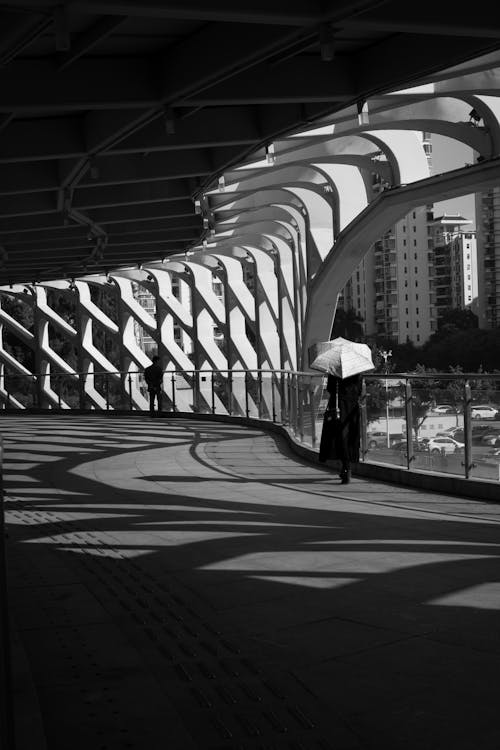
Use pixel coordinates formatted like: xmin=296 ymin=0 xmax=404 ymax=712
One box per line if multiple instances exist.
xmin=2 ymin=415 xmax=500 ymax=750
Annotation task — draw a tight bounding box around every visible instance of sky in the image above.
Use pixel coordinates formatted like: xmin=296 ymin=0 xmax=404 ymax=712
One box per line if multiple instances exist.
xmin=430 ymin=135 xmax=476 ymax=229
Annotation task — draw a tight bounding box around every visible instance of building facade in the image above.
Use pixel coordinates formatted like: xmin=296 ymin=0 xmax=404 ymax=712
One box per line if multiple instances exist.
xmin=475 ymin=187 xmax=500 ymax=329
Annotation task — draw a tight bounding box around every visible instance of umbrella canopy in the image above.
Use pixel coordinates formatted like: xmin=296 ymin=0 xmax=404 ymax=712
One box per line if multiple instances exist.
xmin=309 ymin=337 xmax=374 ymax=379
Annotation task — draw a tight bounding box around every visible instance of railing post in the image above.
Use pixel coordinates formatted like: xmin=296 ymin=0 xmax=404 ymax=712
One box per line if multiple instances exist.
xmin=33 ymin=373 xmax=39 ymax=408
xmin=292 ymin=373 xmax=298 ymax=435
xmin=360 ymin=378 xmax=368 ymax=459
xmin=227 ymin=371 xmax=233 ymax=416
xmin=211 ymin=372 xmax=216 ymax=414
xmin=57 ymin=376 xmax=62 ymax=409
xmin=405 ymin=379 xmax=414 ymax=470
xmin=105 ymin=375 xmax=110 ymax=410
xmin=286 ymin=373 xmax=292 ymax=427
xmin=257 ymin=370 xmax=263 ymax=419
xmin=128 ymin=373 xmax=133 ymax=411
xmin=463 ymin=380 xmax=473 ymax=479
xmin=271 ymin=374 xmax=276 ymax=423
xmin=297 ymin=375 xmax=304 ymax=441
xmin=192 ymin=370 xmax=198 ymax=413
xmin=280 ymin=374 xmax=285 ymax=425
xmin=309 ymin=382 xmax=316 ymax=448
xmin=171 ymin=372 xmax=176 ymax=412
xmin=245 ymin=373 xmax=249 ymax=418
xmin=78 ymin=373 xmax=85 ymax=410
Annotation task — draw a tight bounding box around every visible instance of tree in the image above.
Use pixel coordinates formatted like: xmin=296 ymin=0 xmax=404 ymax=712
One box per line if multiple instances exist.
xmin=331 ymin=308 xmax=364 ymax=341
xmin=420 ymin=328 xmax=500 ymax=371
xmin=400 ymin=365 xmax=438 ymax=439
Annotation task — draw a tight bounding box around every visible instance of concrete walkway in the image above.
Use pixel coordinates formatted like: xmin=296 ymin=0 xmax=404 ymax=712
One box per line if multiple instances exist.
xmin=2 ymin=415 xmax=500 ymax=750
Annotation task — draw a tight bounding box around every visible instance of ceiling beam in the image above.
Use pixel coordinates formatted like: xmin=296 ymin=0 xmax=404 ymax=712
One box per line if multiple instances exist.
xmin=57 ymin=15 xmax=128 ymax=70
xmin=0 ymin=58 xmax=159 ymax=112
xmin=0 ymin=13 xmax=53 ymax=67
xmin=354 ymin=33 xmax=500 ymax=96
xmin=345 ymin=4 xmax=500 ymax=38
xmin=179 ymin=57 xmax=355 ymax=105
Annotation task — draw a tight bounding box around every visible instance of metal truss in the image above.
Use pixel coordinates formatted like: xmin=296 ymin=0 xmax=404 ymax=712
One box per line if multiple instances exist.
xmin=2 ymin=52 xmax=500 ymax=412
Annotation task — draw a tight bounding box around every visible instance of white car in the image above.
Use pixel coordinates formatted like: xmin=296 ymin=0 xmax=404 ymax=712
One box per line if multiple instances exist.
xmin=471 ymin=405 xmax=498 ymax=420
xmin=427 ymin=436 xmax=465 ymax=455
xmin=432 ymin=404 xmax=456 ymax=414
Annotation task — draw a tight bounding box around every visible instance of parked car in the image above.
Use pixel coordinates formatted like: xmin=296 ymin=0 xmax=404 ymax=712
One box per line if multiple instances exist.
xmin=367 ymin=432 xmax=402 ymax=448
xmin=432 ymin=404 xmax=456 ymax=414
xmin=427 ymin=436 xmax=465 ymax=454
xmin=391 ymin=439 xmax=428 ymax=453
xmin=471 ymin=405 xmax=499 ymax=420
xmin=480 ymin=431 xmax=500 ymax=446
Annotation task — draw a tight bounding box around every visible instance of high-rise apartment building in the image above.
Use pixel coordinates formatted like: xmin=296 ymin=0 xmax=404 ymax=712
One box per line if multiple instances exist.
xmin=337 ymin=131 xmax=481 ymax=345
xmin=429 ymin=216 xmax=477 ymax=325
xmin=475 ymin=187 xmax=500 ymax=329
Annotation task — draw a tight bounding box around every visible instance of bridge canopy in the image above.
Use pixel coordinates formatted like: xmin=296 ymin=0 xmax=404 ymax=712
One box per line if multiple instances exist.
xmin=1 ymin=0 xmax=500 ymax=284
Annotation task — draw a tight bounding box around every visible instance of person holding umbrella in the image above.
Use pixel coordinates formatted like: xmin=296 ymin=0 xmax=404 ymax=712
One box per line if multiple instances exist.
xmin=311 ymin=338 xmax=373 ymax=484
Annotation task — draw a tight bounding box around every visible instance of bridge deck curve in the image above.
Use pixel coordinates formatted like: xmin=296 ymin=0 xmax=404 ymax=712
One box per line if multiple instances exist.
xmin=2 ymin=415 xmax=500 ymax=749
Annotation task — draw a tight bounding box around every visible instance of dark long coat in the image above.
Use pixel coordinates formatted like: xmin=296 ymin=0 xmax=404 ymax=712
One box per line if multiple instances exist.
xmin=319 ymin=374 xmax=362 ymax=464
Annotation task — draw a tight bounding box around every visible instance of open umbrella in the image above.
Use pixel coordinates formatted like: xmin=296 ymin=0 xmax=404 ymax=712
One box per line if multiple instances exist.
xmin=309 ymin=337 xmax=374 ymax=379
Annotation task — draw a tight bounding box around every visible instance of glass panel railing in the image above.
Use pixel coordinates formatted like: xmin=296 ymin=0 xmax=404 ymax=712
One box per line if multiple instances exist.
xmin=364 ymin=376 xmax=405 ymax=467
xmin=469 ymin=377 xmax=500 ymax=482
xmin=3 ymin=366 xmax=499 ymax=487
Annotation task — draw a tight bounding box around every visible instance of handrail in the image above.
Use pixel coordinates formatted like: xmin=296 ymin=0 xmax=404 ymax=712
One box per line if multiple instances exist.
xmin=1 ymin=368 xmax=499 ymax=485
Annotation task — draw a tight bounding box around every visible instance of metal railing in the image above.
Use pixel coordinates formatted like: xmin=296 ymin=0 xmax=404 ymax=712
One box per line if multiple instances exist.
xmin=1 ymin=368 xmax=500 ymax=483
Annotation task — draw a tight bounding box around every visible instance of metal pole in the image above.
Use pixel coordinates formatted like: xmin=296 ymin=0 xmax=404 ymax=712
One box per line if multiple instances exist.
xmin=405 ymin=379 xmax=414 ymax=470
xmin=463 ymin=380 xmax=473 ymax=479
xmin=227 ymin=371 xmax=233 ymax=416
xmin=257 ymin=370 xmax=263 ymax=419
xmin=211 ymin=372 xmax=216 ymax=414
xmin=245 ymin=373 xmax=249 ymax=418
xmin=128 ymin=373 xmax=133 ymax=411
xmin=78 ymin=372 xmax=85 ymax=410
xmin=105 ymin=375 xmax=110 ymax=410
xmin=309 ymin=383 xmax=316 ymax=448
xmin=192 ymin=370 xmax=198 ymax=414
xmin=271 ymin=374 xmax=276 ymax=423
xmin=360 ymin=378 xmax=368 ymax=459
xmin=171 ymin=372 xmax=176 ymax=412
xmin=57 ymin=376 xmax=62 ymax=409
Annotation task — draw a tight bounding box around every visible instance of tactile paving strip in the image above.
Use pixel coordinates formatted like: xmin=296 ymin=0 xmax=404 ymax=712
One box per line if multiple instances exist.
xmin=6 ymin=499 xmax=362 ymax=749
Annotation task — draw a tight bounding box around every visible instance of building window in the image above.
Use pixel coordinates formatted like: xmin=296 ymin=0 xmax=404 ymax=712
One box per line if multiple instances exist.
xmin=405 ymin=294 xmax=408 ymax=301
xmin=403 ymin=225 xmax=406 ymax=232
xmin=415 ymin=267 xmax=418 ymax=274
xmin=416 ymin=294 xmax=419 ymax=300
xmin=406 ymin=308 xmax=408 ymax=314
xmin=404 ymin=267 xmax=407 ymax=273
xmin=416 ymin=321 xmax=419 ymax=328
xmin=414 ymin=253 xmax=417 ymax=259
xmin=403 ymin=239 xmax=407 ymax=246
xmin=417 ymin=334 xmax=420 ymax=342
xmin=414 ymin=240 xmax=417 ymax=247
xmin=416 ymin=307 xmax=419 ymax=314
xmin=403 ymin=253 xmax=407 ymax=260
xmin=406 ymin=322 xmax=409 ymax=328
xmin=412 ymin=211 xmax=416 ymax=219
xmin=413 ymin=226 xmax=416 ymax=232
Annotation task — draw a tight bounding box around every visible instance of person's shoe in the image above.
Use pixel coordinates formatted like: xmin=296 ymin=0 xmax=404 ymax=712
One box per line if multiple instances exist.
xmin=340 ymin=469 xmax=350 ymax=484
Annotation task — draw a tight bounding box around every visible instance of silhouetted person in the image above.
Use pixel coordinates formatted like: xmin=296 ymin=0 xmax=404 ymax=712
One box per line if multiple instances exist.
xmin=319 ymin=373 xmax=362 ymax=483
xmin=144 ymin=355 xmax=163 ymax=415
